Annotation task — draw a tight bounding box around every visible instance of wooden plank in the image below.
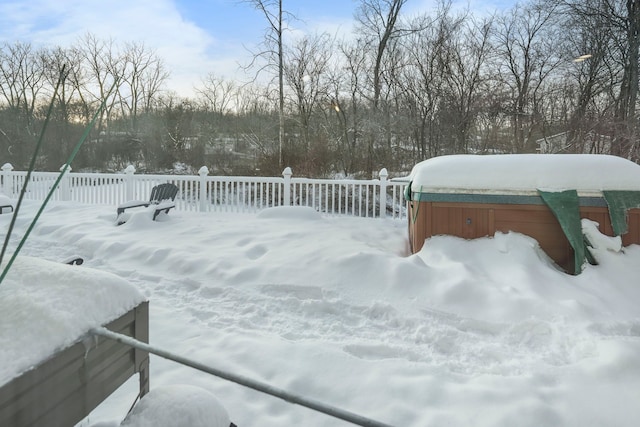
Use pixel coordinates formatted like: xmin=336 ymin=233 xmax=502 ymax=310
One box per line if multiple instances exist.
xmin=0 ymin=338 xmax=133 ymax=425
xmin=415 ymin=201 xmax=428 ymax=252
xmin=493 ymin=207 xmax=558 ymax=224
xmin=623 ymin=209 xmax=640 ymax=246
xmin=0 ymin=302 xmax=149 ymax=427
xmin=461 ymin=207 xmax=473 ymax=239
xmin=0 ymin=341 xmax=134 ymax=426
xmin=408 ymin=201 xmax=420 ymax=252
xmin=450 ymin=207 xmax=461 ymax=236
xmin=579 ymin=206 xmax=614 ymax=236
xmin=0 ymin=311 xmax=135 ymax=407
xmin=424 ymin=202 xmax=432 ymax=243
xmin=407 ymin=200 xmax=640 ymax=272
xmin=32 ymin=355 xmax=136 ymax=427
xmin=432 ymin=201 xmax=549 ymax=211
xmin=488 ymin=208 xmax=495 ymax=235
xmin=410 ymin=201 xmax=442 ymax=251
xmin=431 ymin=205 xmax=449 ymax=237
xmin=407 ymin=201 xmax=420 ymax=253
xmin=478 ymin=208 xmax=490 ymax=237
xmin=8 ymin=353 xmax=136 ymax=427
xmin=134 ymin=302 xmax=150 ymax=396
xmin=581 ymin=211 xmax=609 ymax=235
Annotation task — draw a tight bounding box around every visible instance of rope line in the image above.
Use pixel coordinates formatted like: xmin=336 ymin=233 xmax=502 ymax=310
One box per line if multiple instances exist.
xmin=0 ymin=77 xmax=119 ymax=284
xmin=0 ymin=65 xmax=67 ymax=272
xmin=91 ymin=327 xmax=396 ymax=427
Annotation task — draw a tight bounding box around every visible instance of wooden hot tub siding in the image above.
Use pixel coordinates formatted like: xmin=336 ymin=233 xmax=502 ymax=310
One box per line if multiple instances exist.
xmin=408 ymin=194 xmax=640 ymax=272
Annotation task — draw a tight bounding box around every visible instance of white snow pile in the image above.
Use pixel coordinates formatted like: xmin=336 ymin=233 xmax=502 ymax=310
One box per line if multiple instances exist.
xmin=120 ymin=385 xmax=230 ymax=427
xmin=407 ymin=154 xmax=640 ymax=194
xmin=1 ymin=200 xmax=640 ymax=427
xmin=0 ymin=194 xmax=13 ymax=213
xmin=583 ymin=218 xmax=623 ymax=256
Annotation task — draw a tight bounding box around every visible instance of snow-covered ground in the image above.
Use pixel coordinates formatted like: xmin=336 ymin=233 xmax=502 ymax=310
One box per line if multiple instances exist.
xmin=2 ymin=200 xmax=640 ymax=426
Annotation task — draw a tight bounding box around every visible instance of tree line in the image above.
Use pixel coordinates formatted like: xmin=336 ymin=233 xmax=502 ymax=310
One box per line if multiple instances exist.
xmin=0 ymin=0 xmax=638 ymax=178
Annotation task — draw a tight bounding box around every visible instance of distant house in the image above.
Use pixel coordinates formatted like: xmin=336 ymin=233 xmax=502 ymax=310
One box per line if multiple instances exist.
xmin=536 ymin=131 xmax=612 ymax=154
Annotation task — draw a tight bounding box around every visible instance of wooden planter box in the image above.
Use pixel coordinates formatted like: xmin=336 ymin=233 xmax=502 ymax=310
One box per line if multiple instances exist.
xmin=0 ymin=301 xmax=149 ymax=427
xmin=408 ymin=194 xmax=640 ymax=272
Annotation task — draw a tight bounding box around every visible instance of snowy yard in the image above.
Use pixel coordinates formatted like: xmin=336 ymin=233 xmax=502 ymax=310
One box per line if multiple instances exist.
xmin=2 ymin=200 xmax=640 ymax=426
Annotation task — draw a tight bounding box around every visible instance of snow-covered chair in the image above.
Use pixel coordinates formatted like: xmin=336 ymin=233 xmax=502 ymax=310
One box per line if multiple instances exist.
xmin=117 ymin=183 xmax=178 ymax=224
xmin=64 ymin=256 xmax=84 ymax=265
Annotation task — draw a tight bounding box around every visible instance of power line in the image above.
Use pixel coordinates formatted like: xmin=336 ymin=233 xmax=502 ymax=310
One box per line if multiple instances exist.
xmin=92 ymin=327 xmax=396 ymax=427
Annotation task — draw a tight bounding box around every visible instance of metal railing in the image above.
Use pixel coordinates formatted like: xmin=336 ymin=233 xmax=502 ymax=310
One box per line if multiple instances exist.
xmin=0 ymin=164 xmax=408 ymax=220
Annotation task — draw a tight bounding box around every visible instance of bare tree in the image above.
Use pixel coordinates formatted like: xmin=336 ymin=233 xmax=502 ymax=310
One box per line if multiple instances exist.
xmin=39 ymin=46 xmax=89 ymax=168
xmin=431 ymin=9 xmax=494 ymax=154
xmin=283 ymin=33 xmax=333 ymax=155
xmin=197 ymin=73 xmax=237 ymax=115
xmin=118 ymin=41 xmax=168 ymax=132
xmin=241 ymin=0 xmax=288 ymax=168
xmin=354 ymin=0 xmax=408 ymax=175
xmin=77 ymin=33 xmax=122 ymax=134
xmin=355 ymin=0 xmax=408 ymax=108
xmin=493 ymin=2 xmax=563 ymax=152
xmin=0 ymin=42 xmax=48 ymax=165
xmin=558 ymin=0 xmax=640 ymax=158
xmin=560 ymin=0 xmax=616 ymax=153
xmin=44 ymin=46 xmax=84 ymax=123
xmin=0 ymin=42 xmax=47 ymax=131
xmin=327 ymin=38 xmax=369 ymax=174
xmin=397 ymin=12 xmax=446 ymax=159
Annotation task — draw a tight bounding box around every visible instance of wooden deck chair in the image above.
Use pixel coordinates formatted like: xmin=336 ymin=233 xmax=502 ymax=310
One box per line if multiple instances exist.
xmin=116 ymin=183 xmax=179 ymax=224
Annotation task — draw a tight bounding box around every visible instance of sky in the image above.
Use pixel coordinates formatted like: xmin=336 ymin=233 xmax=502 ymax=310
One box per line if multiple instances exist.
xmin=1 ymin=196 xmax=640 ymax=426
xmin=0 ymin=0 xmax=517 ymax=97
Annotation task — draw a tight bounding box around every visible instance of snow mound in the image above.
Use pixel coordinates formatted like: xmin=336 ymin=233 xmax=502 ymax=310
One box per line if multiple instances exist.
xmin=5 ymin=201 xmax=640 ymax=426
xmin=120 ymin=385 xmax=231 ymax=427
xmin=257 ymin=205 xmax=322 ymax=220
xmin=0 ymin=194 xmax=12 ymax=207
xmin=582 ymin=219 xmax=622 ymax=253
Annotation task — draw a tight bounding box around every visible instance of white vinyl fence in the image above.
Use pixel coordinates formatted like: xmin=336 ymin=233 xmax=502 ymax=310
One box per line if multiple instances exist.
xmin=0 ymin=164 xmax=408 ymax=220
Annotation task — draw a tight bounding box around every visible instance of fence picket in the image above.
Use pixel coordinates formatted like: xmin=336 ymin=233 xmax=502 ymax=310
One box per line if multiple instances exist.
xmin=0 ymin=165 xmax=407 ymax=220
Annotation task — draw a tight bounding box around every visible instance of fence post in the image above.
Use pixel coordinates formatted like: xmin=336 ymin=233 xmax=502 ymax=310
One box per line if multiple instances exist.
xmin=59 ymin=165 xmax=72 ymax=201
xmin=198 ymin=166 xmax=209 ymax=212
xmin=1 ymin=163 xmax=13 ymax=197
xmin=282 ymin=167 xmax=292 ymax=206
xmin=379 ymin=168 xmax=388 ymax=219
xmin=124 ymin=165 xmax=136 ymax=201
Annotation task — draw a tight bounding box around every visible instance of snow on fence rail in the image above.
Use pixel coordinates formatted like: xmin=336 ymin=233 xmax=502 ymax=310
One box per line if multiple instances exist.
xmin=0 ymin=163 xmax=408 ymax=219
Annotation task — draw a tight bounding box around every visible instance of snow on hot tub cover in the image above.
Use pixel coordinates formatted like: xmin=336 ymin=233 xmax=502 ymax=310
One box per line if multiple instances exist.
xmin=0 ymin=256 xmax=145 ymax=385
xmin=407 ymin=154 xmax=640 ymax=195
